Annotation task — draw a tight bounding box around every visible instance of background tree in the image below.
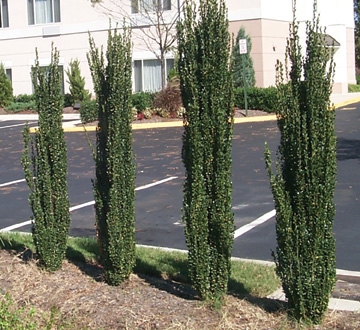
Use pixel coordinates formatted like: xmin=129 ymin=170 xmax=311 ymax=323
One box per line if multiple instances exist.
xmin=65 ymin=59 xmax=91 ymax=105
xmin=354 ymin=0 xmax=360 ymax=73
xmin=91 ymin=0 xmax=179 ymax=91
xmin=22 ymin=46 xmax=71 ymax=271
xmin=0 ymin=63 xmax=13 ymax=108
xmin=177 ymin=0 xmax=234 ymax=301
xmin=232 ymin=26 xmax=256 ymax=88
xmin=265 ymin=1 xmax=337 ymax=323
xmin=87 ymin=25 xmax=136 ymax=285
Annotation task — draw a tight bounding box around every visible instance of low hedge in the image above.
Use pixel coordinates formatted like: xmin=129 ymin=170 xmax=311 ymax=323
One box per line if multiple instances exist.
xmin=132 ymin=92 xmax=157 ymax=112
xmin=234 ymin=86 xmax=277 ymax=113
xmin=80 ymin=99 xmax=97 ymax=124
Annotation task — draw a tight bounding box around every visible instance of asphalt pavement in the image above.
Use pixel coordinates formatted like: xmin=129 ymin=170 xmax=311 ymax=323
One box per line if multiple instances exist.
xmin=0 ymin=96 xmax=359 ymax=273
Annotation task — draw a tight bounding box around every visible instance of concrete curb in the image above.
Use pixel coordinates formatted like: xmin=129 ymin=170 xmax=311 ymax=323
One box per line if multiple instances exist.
xmin=137 ymin=244 xmax=360 ymax=311
xmin=267 ymin=288 xmax=360 ymax=312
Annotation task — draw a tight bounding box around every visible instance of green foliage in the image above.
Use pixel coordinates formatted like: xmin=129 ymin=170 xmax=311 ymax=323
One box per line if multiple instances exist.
xmin=87 ymin=25 xmax=136 ymax=285
xmin=80 ymin=99 xmax=97 ymax=123
xmin=232 ymin=26 xmax=256 ymax=88
xmin=355 ymin=0 xmax=360 ymax=69
xmin=177 ymin=0 xmax=234 ymax=301
xmin=5 ymin=94 xmax=37 ymax=113
xmin=234 ymin=86 xmax=277 ymax=112
xmin=265 ymin=2 xmax=337 ymax=324
xmin=0 ymin=63 xmax=13 ymax=107
xmin=131 ymin=91 xmax=156 ymax=112
xmin=0 ymin=294 xmax=77 ymax=330
xmin=14 ymin=94 xmax=35 ymax=103
xmin=348 ymin=83 xmax=360 ymax=92
xmin=65 ymin=59 xmax=91 ymax=105
xmin=152 ymin=77 xmax=183 ymax=118
xmin=5 ymin=101 xmax=37 ymax=113
xmin=0 ymin=294 xmax=37 ymax=330
xmin=21 ymin=46 xmax=71 ymax=272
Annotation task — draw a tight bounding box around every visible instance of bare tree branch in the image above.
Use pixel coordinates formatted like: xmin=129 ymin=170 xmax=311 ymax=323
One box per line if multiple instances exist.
xmin=92 ymin=0 xmax=182 ymax=90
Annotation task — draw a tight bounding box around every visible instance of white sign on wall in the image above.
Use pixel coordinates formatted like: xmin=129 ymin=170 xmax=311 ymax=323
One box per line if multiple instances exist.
xmin=239 ymin=39 xmax=248 ymax=55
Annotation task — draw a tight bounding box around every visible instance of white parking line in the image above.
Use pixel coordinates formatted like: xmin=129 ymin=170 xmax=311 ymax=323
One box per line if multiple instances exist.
xmin=0 ymin=176 xmax=178 ymax=232
xmin=0 ymin=179 xmax=27 ymax=188
xmin=0 ymin=122 xmax=37 ymax=130
xmin=234 ymin=209 xmax=276 ymax=239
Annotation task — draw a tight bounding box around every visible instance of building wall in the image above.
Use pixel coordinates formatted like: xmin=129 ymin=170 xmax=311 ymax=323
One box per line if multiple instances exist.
xmin=0 ymin=0 xmax=355 ymax=96
xmin=228 ymin=0 xmax=356 ymax=92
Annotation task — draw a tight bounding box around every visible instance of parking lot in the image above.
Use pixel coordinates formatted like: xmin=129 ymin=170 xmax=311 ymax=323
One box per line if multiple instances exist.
xmin=0 ymin=106 xmax=359 ymax=271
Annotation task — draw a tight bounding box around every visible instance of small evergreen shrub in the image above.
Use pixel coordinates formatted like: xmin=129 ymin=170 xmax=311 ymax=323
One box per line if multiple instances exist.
xmin=14 ymin=94 xmax=34 ymax=103
xmin=152 ymin=77 xmax=183 ymax=118
xmin=63 ymin=93 xmax=73 ymax=107
xmin=21 ymin=46 xmax=71 ymax=272
xmin=0 ymin=63 xmax=13 ymax=108
xmin=348 ymin=83 xmax=360 ymax=93
xmin=80 ymin=99 xmax=97 ymax=123
xmin=88 ymin=25 xmax=136 ymax=286
xmin=5 ymin=101 xmax=37 ymax=113
xmin=234 ymin=86 xmax=277 ymax=113
xmin=131 ymin=92 xmax=155 ymax=112
xmin=178 ymin=0 xmax=234 ymax=301
xmin=65 ymin=59 xmax=91 ymax=106
xmin=265 ymin=2 xmax=337 ymax=323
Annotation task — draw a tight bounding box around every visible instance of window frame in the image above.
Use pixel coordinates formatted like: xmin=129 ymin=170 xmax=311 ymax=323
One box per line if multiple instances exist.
xmin=28 ymin=0 xmax=61 ymax=25
xmin=0 ymin=0 xmax=9 ymax=28
xmin=133 ymin=58 xmax=174 ymax=93
xmin=131 ymin=0 xmax=171 ymax=14
xmin=5 ymin=68 xmax=12 ymax=84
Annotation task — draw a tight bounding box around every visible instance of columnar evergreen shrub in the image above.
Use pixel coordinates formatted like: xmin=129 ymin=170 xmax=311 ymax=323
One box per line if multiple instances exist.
xmin=0 ymin=63 xmax=13 ymax=107
xmin=232 ymin=26 xmax=256 ymax=88
xmin=65 ymin=59 xmax=91 ymax=105
xmin=265 ymin=2 xmax=337 ymax=323
xmin=87 ymin=26 xmax=136 ymax=286
xmin=177 ymin=0 xmax=234 ymax=301
xmin=22 ymin=47 xmax=70 ymax=271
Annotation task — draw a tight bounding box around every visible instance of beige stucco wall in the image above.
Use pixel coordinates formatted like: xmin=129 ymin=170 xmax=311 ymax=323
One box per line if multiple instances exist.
xmin=229 ymin=19 xmax=289 ymax=88
xmin=0 ymin=0 xmax=356 ymax=95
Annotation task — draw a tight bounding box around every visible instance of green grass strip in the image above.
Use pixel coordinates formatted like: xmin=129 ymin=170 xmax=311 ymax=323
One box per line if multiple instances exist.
xmin=0 ymin=232 xmax=280 ymax=297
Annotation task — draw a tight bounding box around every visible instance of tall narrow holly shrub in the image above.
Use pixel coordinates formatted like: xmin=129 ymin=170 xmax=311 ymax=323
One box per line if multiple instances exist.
xmin=177 ymin=0 xmax=234 ymax=301
xmin=87 ymin=26 xmax=136 ymax=286
xmin=265 ymin=2 xmax=337 ymax=323
xmin=22 ymin=46 xmax=70 ymax=271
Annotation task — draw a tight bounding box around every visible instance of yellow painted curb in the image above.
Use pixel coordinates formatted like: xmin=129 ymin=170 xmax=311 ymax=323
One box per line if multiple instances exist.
xmin=233 ymin=115 xmax=277 ymax=124
xmin=334 ymin=97 xmax=360 ymax=109
xmin=28 ymin=98 xmax=359 ymax=134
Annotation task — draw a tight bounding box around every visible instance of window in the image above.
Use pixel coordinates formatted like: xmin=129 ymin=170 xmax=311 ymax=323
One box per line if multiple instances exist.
xmin=0 ymin=0 xmax=9 ymax=28
xmin=131 ymin=0 xmax=171 ymax=14
xmin=28 ymin=0 xmax=61 ymax=25
xmin=134 ymin=58 xmax=174 ymax=92
xmin=5 ymin=68 xmax=12 ymax=84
